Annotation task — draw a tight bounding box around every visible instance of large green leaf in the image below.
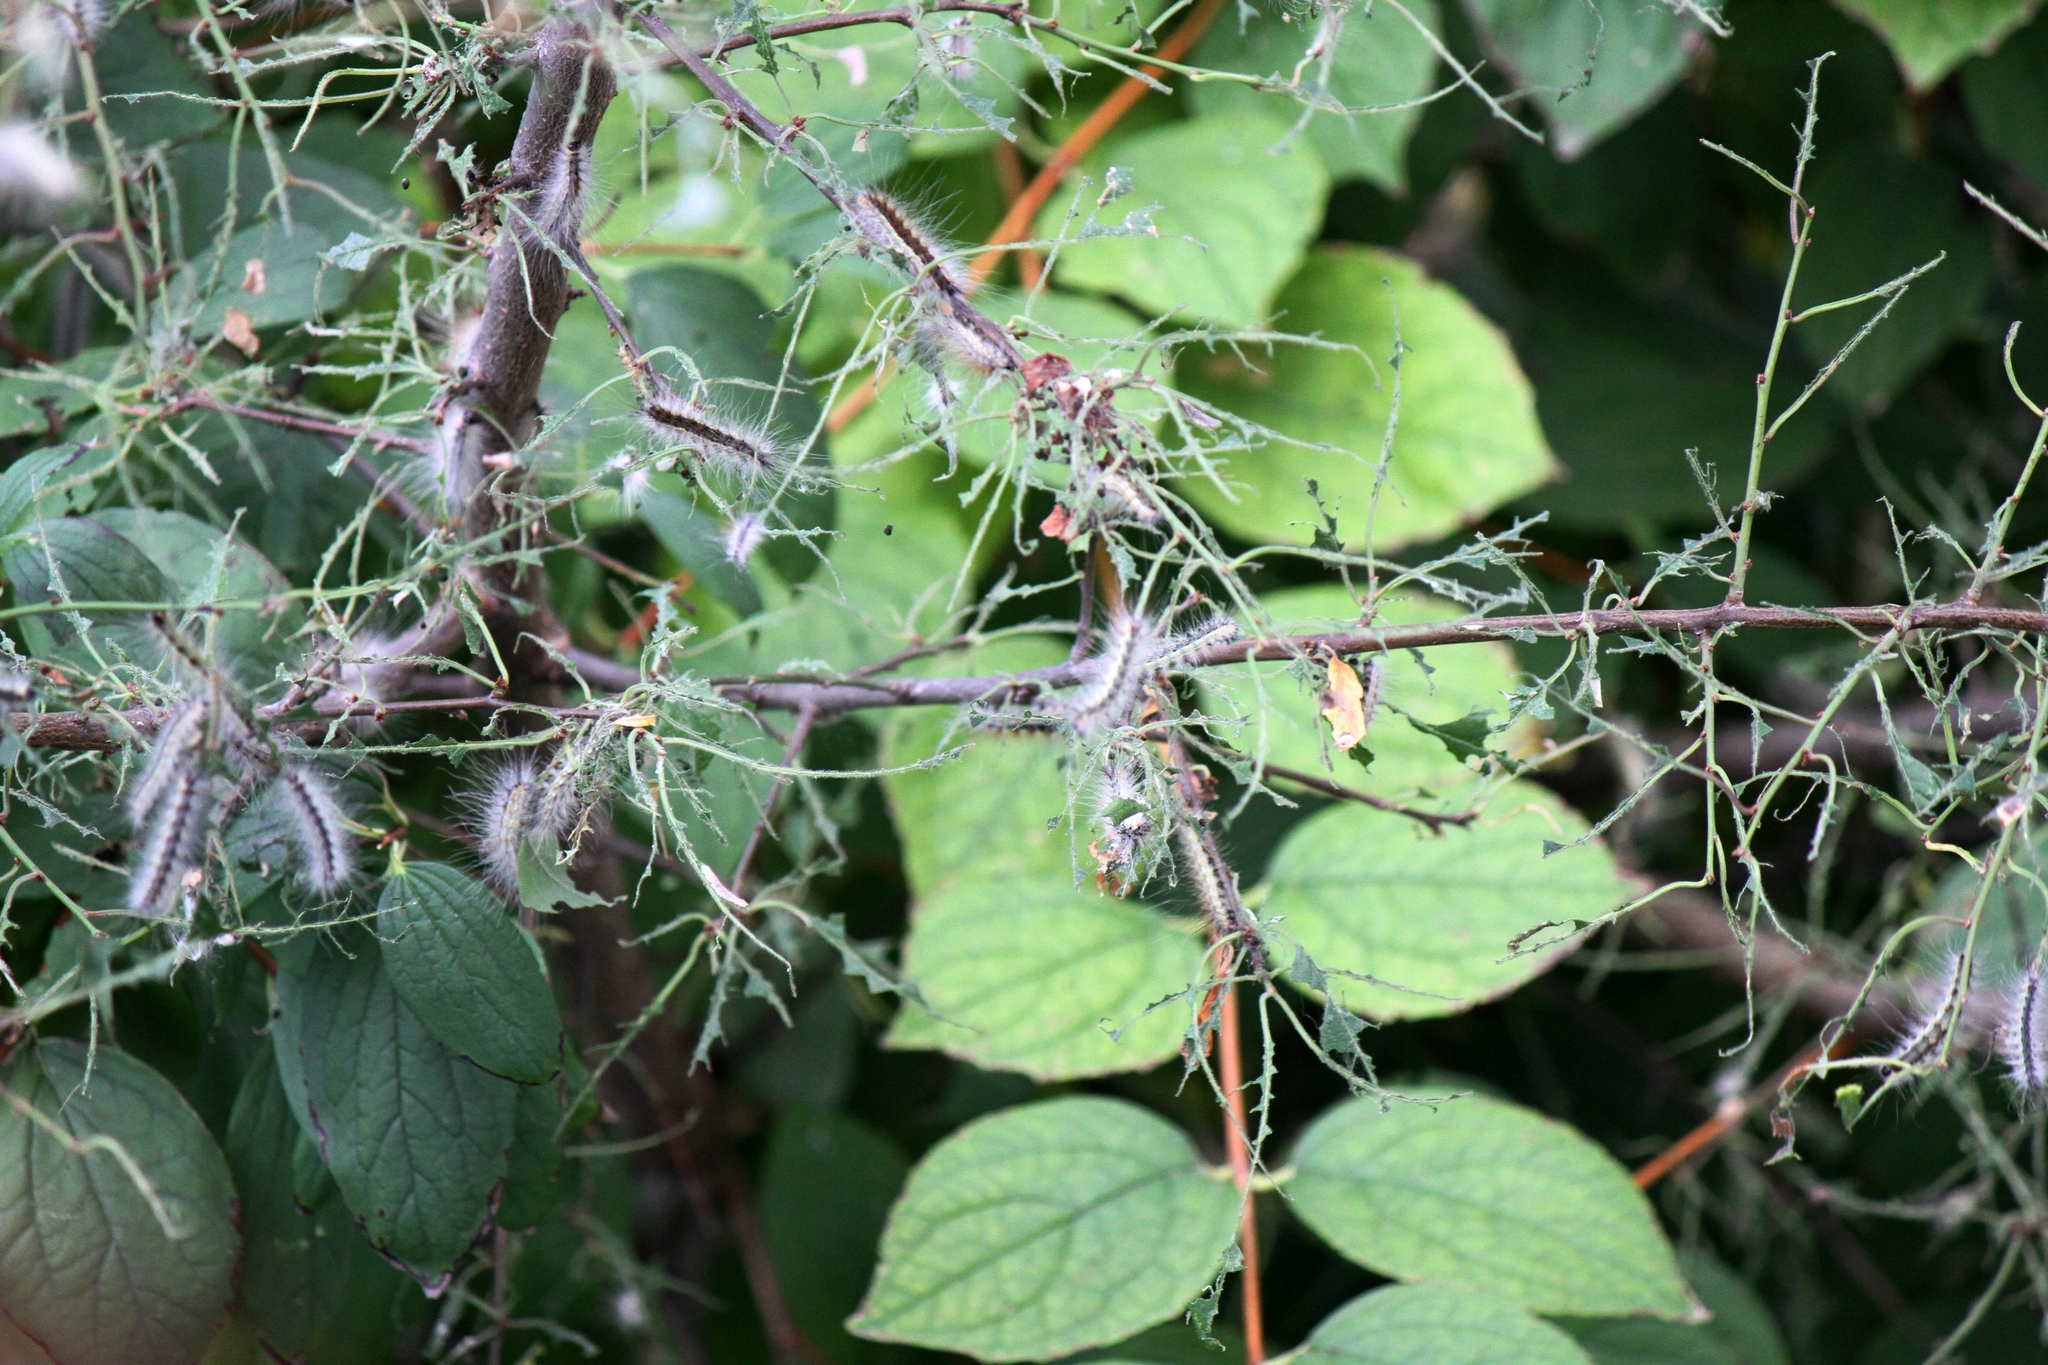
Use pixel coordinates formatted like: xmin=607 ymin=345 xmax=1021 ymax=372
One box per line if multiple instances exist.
xmin=849 ymin=1096 xmax=1240 ymax=1359
xmin=1463 ymin=0 xmax=1697 ymax=159
xmin=1963 ymin=15 xmax=2048 ymax=188
xmin=3 ymin=514 xmax=171 ymax=652
xmin=884 ymin=878 xmax=1202 ymax=1078
xmin=0 ymin=443 xmax=116 ymax=541
xmin=0 ymin=1039 xmax=238 ymax=1365
xmin=1792 ymin=140 xmax=1995 ymax=405
xmin=1259 ymin=786 xmax=1625 ymax=1019
xmin=90 ymin=508 xmax=299 ymax=684
xmin=1177 ymin=246 xmax=1557 ymax=552
xmin=226 ymin=1043 xmax=402 ymax=1359
xmin=275 ymin=931 xmax=519 ymax=1290
xmin=1288 ymin=1091 xmax=1693 ymax=1317
xmin=881 ymin=679 xmax=1205 ymax=1079
xmin=1297 ymin=1284 xmax=1594 ymax=1365
xmin=1191 ymin=0 xmax=1442 ymax=192
xmin=1834 ymin=0 xmax=2038 ymax=90
xmin=1041 ymin=112 xmax=1331 ymax=328
xmin=380 ymin=860 xmax=563 ymax=1084
xmin=1197 ymin=585 xmax=1528 ymax=796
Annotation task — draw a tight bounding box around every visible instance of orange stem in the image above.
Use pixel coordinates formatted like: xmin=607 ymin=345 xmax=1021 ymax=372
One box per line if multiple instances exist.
xmin=827 ymin=0 xmax=1227 ymax=432
xmin=1219 ymin=972 xmax=1265 ymax=1362
xmin=1632 ymin=1033 xmax=1852 ymax=1189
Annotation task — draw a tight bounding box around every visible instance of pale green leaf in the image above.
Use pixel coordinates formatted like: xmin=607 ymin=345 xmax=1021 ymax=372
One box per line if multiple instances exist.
xmin=0 ymin=1039 xmax=239 ymax=1365
xmin=1259 ymin=786 xmax=1625 ymax=1019
xmin=276 ymin=931 xmax=518 ymax=1290
xmin=1834 ymin=0 xmax=2037 ymax=89
xmin=1176 ymin=246 xmax=1557 ymax=552
xmin=1041 ymin=113 xmax=1331 ymax=328
xmin=1289 ymin=1092 xmax=1693 ymax=1317
xmin=0 ymin=347 xmax=123 ymax=440
xmin=1197 ymin=584 xmax=1530 ymax=796
xmin=380 ymin=861 xmax=563 ymax=1083
xmin=885 ymin=878 xmax=1203 ymax=1079
xmin=1191 ymin=0 xmax=1442 ymax=192
xmin=1297 ymin=1284 xmax=1594 ymax=1365
xmin=1464 ymin=0 xmax=1697 ymax=159
xmin=881 ymin=672 xmax=1205 ymax=1078
xmin=849 ymin=1096 xmax=1240 ymax=1360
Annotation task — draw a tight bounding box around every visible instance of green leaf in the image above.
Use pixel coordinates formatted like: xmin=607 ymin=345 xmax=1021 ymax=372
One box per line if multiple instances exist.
xmin=0 ymin=348 xmax=124 ymax=439
xmin=1041 ymin=112 xmax=1331 ymax=328
xmin=1835 ymin=0 xmax=2037 ymax=90
xmin=1792 ymin=140 xmax=1994 ymax=405
xmin=1463 ymin=0 xmax=1697 ymax=159
xmin=1190 ymin=0 xmax=1442 ymax=193
xmin=0 ymin=442 xmax=116 ymax=541
xmin=884 ymin=878 xmax=1203 ymax=1079
xmin=1403 ymin=709 xmax=1495 ymax=766
xmin=90 ymin=507 xmax=299 ymax=684
xmin=497 ymin=1076 xmax=572 ymax=1231
xmin=1198 ymin=586 xmax=1531 ymax=795
xmin=1297 ymin=1284 xmax=1594 ymax=1365
xmin=881 ymin=681 xmax=1206 ymax=1079
xmin=75 ymin=10 xmax=220 ymax=146
xmin=1559 ymin=1250 xmax=1791 ymax=1365
xmin=275 ymin=930 xmax=519 ymax=1290
xmin=3 ymin=514 xmax=171 ymax=648
xmin=1962 ymin=16 xmax=2048 ymax=187
xmin=849 ymin=1096 xmax=1240 ymax=1359
xmin=1260 ymin=786 xmax=1626 ymax=1019
xmin=514 ymin=837 xmax=609 ymax=914
xmin=226 ymin=1042 xmax=403 ymax=1358
xmin=637 ymin=481 xmax=765 ymax=617
xmin=1289 ymin=1091 xmax=1693 ymax=1317
xmin=380 ymin=861 xmax=563 ymax=1083
xmin=0 ymin=1038 xmax=239 ymax=1365
xmin=1176 ymin=247 xmax=1557 ymax=552
xmin=762 ymin=1108 xmax=910 ymax=1360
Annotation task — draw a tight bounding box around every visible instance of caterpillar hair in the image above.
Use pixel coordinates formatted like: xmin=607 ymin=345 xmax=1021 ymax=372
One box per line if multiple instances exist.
xmin=1172 ymin=818 xmax=1241 ymax=941
xmin=1889 ymin=951 xmax=1973 ymax=1069
xmin=2002 ymin=963 xmax=2048 ymax=1100
xmin=127 ymin=766 xmax=221 ymax=915
xmin=916 ymin=306 xmax=1021 ymax=376
xmin=0 ymin=670 xmax=33 ymax=708
xmin=270 ymin=764 xmax=355 ymax=895
xmin=1159 ymin=612 xmax=1239 ymax=666
xmin=723 ymin=512 xmax=768 ymax=568
xmin=638 ymin=394 xmax=782 ymax=488
xmin=1063 ymin=606 xmax=1162 ymax=735
xmin=1093 ymin=761 xmax=1154 ymax=874
xmin=469 ymin=752 xmax=545 ymax=891
xmin=847 ymin=190 xmax=967 ymax=295
xmin=127 ymin=700 xmax=206 ymax=828
xmin=1359 ymin=656 xmax=1385 ymax=735
xmin=1092 ymin=468 xmax=1162 ymax=525
xmin=533 ymin=139 xmax=592 ymax=247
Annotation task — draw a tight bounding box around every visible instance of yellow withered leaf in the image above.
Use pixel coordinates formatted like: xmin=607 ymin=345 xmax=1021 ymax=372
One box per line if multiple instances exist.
xmin=1319 ymin=656 xmax=1367 ymax=750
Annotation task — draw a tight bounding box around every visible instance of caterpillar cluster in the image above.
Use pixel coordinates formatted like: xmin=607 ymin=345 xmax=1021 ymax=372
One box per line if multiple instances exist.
xmin=1091 ymin=759 xmax=1156 ymax=886
xmin=466 ymin=727 xmax=616 ymax=891
xmin=1061 ymin=607 xmax=1240 ymax=735
xmin=126 ymin=700 xmax=356 ymax=914
xmin=636 ymin=391 xmax=783 ymax=490
xmin=845 ymin=189 xmax=1020 ymax=376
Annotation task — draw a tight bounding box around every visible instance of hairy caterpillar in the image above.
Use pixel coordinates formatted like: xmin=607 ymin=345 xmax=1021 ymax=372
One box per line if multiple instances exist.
xmin=532 ymin=139 xmax=592 ymax=247
xmin=2002 ymin=962 xmax=2048 ymax=1099
xmin=638 ymin=394 xmax=782 ymax=488
xmin=1093 ymin=761 xmax=1154 ymax=875
xmin=128 ymin=765 xmax=221 ymax=915
xmin=1889 ymin=952 xmax=1973 ymax=1068
xmin=470 ymin=753 xmax=549 ymax=891
xmin=847 ymin=189 xmax=967 ymax=294
xmin=1064 ymin=606 xmax=1162 ymax=735
xmin=269 ymin=763 xmax=355 ymax=895
xmin=850 ymin=190 xmax=1020 ymax=374
xmin=723 ymin=512 xmax=768 ymax=568
xmin=128 ymin=700 xmax=205 ymax=826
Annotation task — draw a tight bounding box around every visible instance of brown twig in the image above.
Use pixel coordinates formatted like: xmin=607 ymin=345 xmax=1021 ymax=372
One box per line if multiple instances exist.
xmin=1633 ymin=1032 xmax=1855 ymax=1189
xmin=1249 ymin=758 xmax=1477 ymax=833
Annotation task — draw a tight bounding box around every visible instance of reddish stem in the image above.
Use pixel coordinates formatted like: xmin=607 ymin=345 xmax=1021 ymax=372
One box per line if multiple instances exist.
xmin=1218 ymin=979 xmax=1266 ymax=1362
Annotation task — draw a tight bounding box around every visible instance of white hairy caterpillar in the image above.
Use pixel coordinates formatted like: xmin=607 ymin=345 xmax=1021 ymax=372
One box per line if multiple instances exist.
xmin=723 ymin=512 xmax=768 ymax=568
xmin=128 ymin=765 xmax=221 ymax=915
xmin=847 ymin=189 xmax=968 ymax=294
xmin=470 ymin=753 xmax=547 ymax=891
xmin=1889 ymin=952 xmax=1973 ymax=1068
xmin=128 ymin=699 xmax=205 ymax=826
xmin=270 ymin=764 xmax=355 ymax=895
xmin=638 ymin=394 xmax=782 ymax=488
xmin=533 ymin=139 xmax=592 ymax=247
xmin=2001 ymin=962 xmax=2048 ymax=1099
xmin=1064 ymin=606 xmax=1162 ymax=735
xmin=1093 ymin=761 xmax=1154 ymax=874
